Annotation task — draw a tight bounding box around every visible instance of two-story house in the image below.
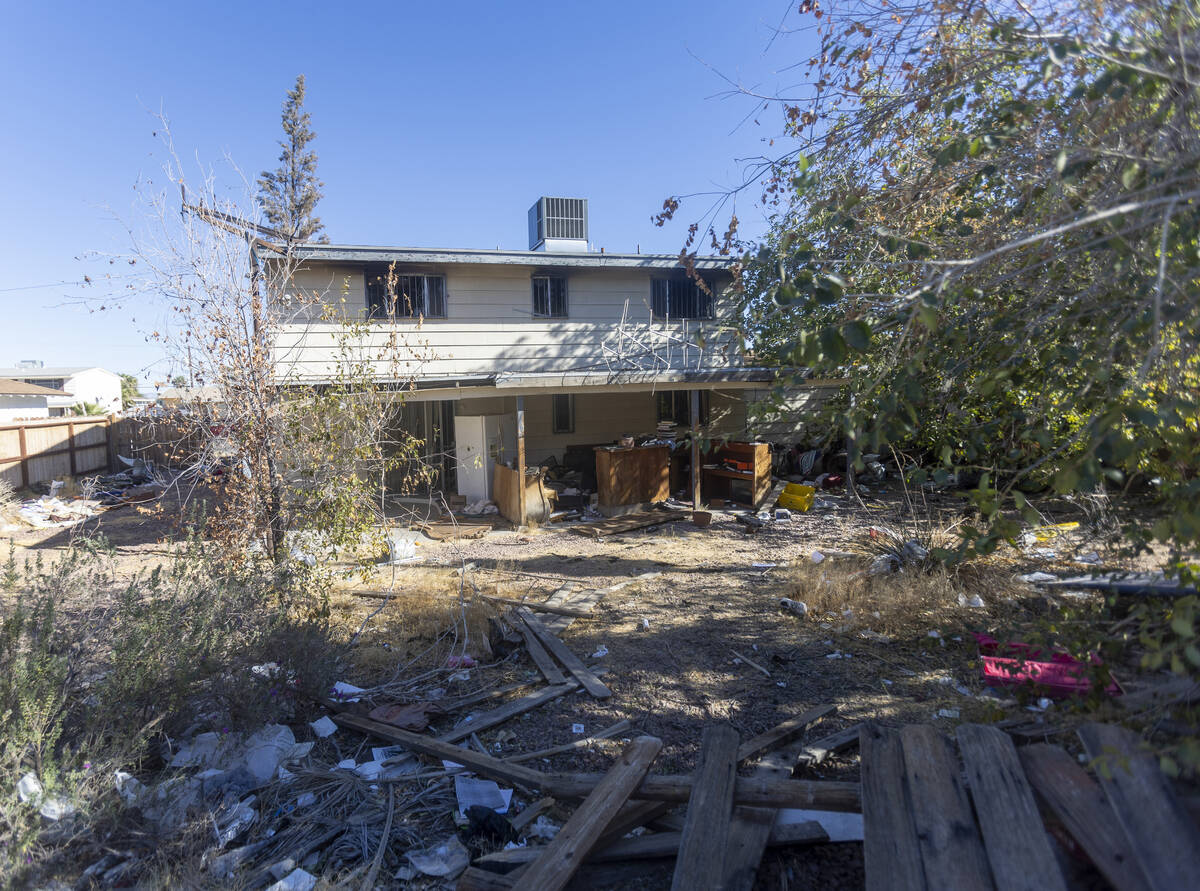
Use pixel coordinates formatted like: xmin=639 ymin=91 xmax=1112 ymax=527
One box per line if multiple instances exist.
xmin=265 ymin=198 xmax=826 ymax=519
xmin=0 ymin=363 xmax=123 ymax=416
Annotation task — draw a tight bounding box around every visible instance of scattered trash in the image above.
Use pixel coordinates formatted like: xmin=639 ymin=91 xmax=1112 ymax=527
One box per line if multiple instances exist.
xmin=935 ymin=709 xmax=960 ymax=719
xmin=330 ymin=681 xmax=366 ymax=702
xmin=309 ymin=716 xmax=337 ymax=738
xmin=777 ymin=483 xmax=814 ymax=512
xmin=640 ymin=618 xmax=650 ymax=631
xmin=779 ymin=598 xmax=809 ymax=618
xmin=462 ymin=500 xmax=499 ymax=516
xmin=16 ymin=772 xmax=76 ymax=821
xmin=1018 ymin=571 xmax=1058 ymax=584
xmin=957 ymin=592 xmax=986 ymax=608
xmin=571 ymin=723 xmax=586 ymax=735
xmin=407 ymin=836 xmax=471 ymax=878
xmin=774 ymin=508 xmax=792 ymax=521
xmin=454 ymin=776 xmax=512 ymax=818
xmin=591 ymin=645 xmax=609 ymax=658
xmin=1075 ymin=551 xmax=1101 ymax=565
xmin=368 ymin=701 xmax=442 ymax=732
xmin=859 ymin=629 xmax=891 ymax=643
xmin=810 ymin=550 xmax=826 ymax=564
xmin=527 ymin=815 xmax=560 ymax=840
xmin=446 ymin=654 xmax=478 ymax=669
xmin=384 ymin=531 xmax=419 ymax=565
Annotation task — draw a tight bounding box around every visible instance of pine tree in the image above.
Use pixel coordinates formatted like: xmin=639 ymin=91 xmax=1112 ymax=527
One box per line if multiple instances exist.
xmin=257 ymin=74 xmax=326 ymax=243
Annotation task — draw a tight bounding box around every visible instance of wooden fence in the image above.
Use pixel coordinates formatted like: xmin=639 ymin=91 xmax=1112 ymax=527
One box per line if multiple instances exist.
xmin=110 ymin=417 xmax=208 ymax=469
xmin=0 ymin=416 xmax=115 ymax=489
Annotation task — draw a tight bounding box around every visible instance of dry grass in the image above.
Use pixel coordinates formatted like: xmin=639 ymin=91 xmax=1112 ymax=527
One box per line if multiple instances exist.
xmin=328 ymin=565 xmax=501 ymax=684
xmin=781 ymin=556 xmax=1027 ymax=636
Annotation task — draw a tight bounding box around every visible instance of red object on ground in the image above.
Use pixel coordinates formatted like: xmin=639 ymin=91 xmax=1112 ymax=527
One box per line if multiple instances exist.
xmin=973 ymin=632 xmax=1122 ymax=698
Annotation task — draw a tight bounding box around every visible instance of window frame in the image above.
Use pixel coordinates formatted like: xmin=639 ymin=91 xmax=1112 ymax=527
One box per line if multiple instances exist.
xmin=531 ymin=274 xmax=568 ymax=319
xmin=651 ymin=277 xmax=714 ymax=320
xmin=656 ymin=391 xmax=709 ymax=427
xmin=551 ymin=393 xmax=575 ymax=434
xmin=366 ymin=271 xmax=448 ymax=320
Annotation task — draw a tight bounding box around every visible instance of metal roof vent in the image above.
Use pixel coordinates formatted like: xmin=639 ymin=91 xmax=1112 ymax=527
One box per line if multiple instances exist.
xmin=528 ymin=197 xmax=588 ymax=252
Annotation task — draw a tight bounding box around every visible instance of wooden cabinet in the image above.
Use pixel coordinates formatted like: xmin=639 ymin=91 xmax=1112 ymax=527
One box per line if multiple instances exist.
xmin=702 ymin=441 xmax=771 ymax=508
xmin=594 ymin=446 xmax=670 ymax=513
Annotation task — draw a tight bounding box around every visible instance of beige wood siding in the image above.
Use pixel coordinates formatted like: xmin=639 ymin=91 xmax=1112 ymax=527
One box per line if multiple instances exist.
xmin=273 ymin=261 xmax=744 ymax=381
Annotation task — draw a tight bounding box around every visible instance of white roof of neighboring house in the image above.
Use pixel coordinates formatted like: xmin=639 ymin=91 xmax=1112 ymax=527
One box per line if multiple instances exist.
xmin=0 ymin=366 xmax=117 ymax=379
xmin=157 ymin=386 xmax=223 ymax=402
xmin=0 ymin=377 xmax=70 ymax=396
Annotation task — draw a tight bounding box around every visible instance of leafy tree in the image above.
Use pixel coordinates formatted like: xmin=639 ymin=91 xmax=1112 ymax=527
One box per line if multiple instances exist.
xmin=68 ymin=401 xmax=106 ymax=416
xmin=118 ymin=373 xmax=140 ymax=408
xmin=257 ymin=74 xmax=326 ymax=244
xmin=670 ymin=0 xmax=1199 ymax=559
xmin=170 ymin=375 xmax=187 ymax=389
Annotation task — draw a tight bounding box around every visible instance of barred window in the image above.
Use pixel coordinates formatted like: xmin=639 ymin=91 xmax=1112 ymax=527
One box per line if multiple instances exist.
xmin=532 ymin=276 xmax=568 ymax=318
xmin=651 ymin=278 xmax=713 ymax=320
xmin=367 ymin=272 xmax=447 ymax=319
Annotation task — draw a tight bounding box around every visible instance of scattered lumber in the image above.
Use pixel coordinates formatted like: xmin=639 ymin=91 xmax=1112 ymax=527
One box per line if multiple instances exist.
xmin=518 ymin=624 xmax=567 ymax=685
xmin=568 ymin=511 xmax=681 ymax=538
xmin=445 ymin=680 xmax=540 ymax=713
xmin=899 ymin=724 xmax=992 ymax=890
xmin=1018 ymin=743 xmax=1152 ymax=891
xmin=515 ymin=607 xmax=612 ymax=699
xmin=796 ymin=723 xmax=863 ymax=766
xmin=482 ymin=596 xmax=594 ymax=618
xmin=956 ymin=724 xmax=1066 ymax=891
xmin=437 ymin=682 xmax=579 ymax=744
xmin=514 ymin=736 xmax=663 ymax=891
xmin=860 ymin=723 xmax=926 ymax=891
xmin=1077 ymin=722 xmax=1200 ymax=890
xmin=505 ymin=720 xmax=632 ymax=764
xmin=331 ymin=712 xmax=862 ymax=809
xmin=736 ymin=704 xmax=836 ymax=764
xmin=475 ymin=818 xmax=829 ymax=870
xmin=672 ymin=725 xmax=740 ymax=890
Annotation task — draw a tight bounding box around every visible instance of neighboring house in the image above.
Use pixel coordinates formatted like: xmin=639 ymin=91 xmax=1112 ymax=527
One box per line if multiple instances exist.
xmin=263 ymin=197 xmax=828 ymax=508
xmin=0 ymin=363 xmax=123 ymax=416
xmin=0 ymin=378 xmax=70 ymax=422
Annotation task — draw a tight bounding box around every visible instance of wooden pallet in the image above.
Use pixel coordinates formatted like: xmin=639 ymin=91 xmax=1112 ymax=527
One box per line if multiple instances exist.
xmin=860 ymin=721 xmax=1200 ymax=891
xmin=568 ymin=510 xmax=684 ymax=538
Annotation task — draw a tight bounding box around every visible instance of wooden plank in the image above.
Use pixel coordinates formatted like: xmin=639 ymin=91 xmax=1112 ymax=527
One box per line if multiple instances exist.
xmin=1019 ymin=743 xmax=1152 ymax=891
xmin=332 ymin=712 xmax=859 ymax=809
xmin=17 ymin=424 xmax=28 ymax=488
xmin=438 ymin=682 xmax=578 ymax=743
xmin=956 ymin=724 xmax=1066 ymax=891
xmin=476 ymin=818 xmax=829 ymax=870
xmin=516 ymin=607 xmax=612 ymax=699
xmin=690 ymin=390 xmax=700 ymax=509
xmin=482 ymin=596 xmax=593 ymax=618
xmin=518 ymin=624 xmax=568 ymax=685
xmin=514 ymin=735 xmax=663 ymax=891
xmin=67 ymin=421 xmax=76 ymax=475
xmin=672 ymin=725 xmax=740 ymax=891
xmin=568 ymin=511 xmax=679 ymax=538
xmin=516 ymin=395 xmax=526 ymax=525
xmin=506 ymin=720 xmax=631 ymax=764
xmin=1077 ymin=722 xmax=1200 ymax=891
xmin=797 ymin=723 xmax=863 ymax=766
xmin=860 ymin=724 xmax=926 ymax=891
xmin=446 ymin=680 xmax=540 ymax=713
xmin=899 ymin=724 xmax=991 ymax=890
xmin=736 ymin=704 xmax=837 ymax=764
xmin=721 ymin=738 xmax=809 ymax=890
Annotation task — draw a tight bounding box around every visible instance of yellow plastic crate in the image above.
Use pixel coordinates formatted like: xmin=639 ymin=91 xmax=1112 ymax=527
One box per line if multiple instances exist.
xmin=777 ymin=483 xmax=814 ymax=512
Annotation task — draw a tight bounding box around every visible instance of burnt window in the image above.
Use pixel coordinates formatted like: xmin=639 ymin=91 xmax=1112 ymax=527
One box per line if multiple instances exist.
xmin=532 ymin=275 xmax=568 ymax=318
xmin=552 ymin=394 xmax=574 ymax=433
xmin=656 ymin=391 xmax=709 ymax=427
xmin=366 ymin=272 xmax=447 ymax=319
xmin=651 ymin=277 xmax=713 ymax=320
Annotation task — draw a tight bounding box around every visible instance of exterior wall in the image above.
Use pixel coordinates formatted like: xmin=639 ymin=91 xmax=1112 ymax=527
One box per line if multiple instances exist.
xmin=273 ymin=261 xmax=743 ymax=382
xmin=0 ymin=395 xmax=50 ymax=423
xmin=744 ymin=383 xmax=844 ymax=442
xmin=54 ymin=369 xmax=122 ymax=414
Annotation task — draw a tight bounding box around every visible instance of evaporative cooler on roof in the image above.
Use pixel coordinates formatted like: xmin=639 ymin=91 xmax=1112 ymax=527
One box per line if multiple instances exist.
xmin=528 ymin=197 xmax=589 ymax=251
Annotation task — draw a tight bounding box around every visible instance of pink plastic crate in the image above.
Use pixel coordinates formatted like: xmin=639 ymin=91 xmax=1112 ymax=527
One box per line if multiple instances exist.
xmin=973 ymin=632 xmax=1122 ymax=698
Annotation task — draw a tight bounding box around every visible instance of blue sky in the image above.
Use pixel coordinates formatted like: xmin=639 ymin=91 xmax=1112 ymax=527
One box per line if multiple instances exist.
xmin=0 ymin=1 xmax=811 ymax=389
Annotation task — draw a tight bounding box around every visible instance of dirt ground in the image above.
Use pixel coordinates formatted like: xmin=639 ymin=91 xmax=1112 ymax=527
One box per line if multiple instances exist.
xmin=3 ymin=485 xmax=1162 ymax=889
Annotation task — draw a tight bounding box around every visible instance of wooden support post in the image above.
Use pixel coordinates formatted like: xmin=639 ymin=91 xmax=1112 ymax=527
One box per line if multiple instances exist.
xmin=690 ymin=390 xmax=700 ymax=509
xmin=16 ymin=425 xmax=29 ymax=490
xmin=516 ymin=395 xmax=526 ymax=526
xmin=67 ymin=421 xmax=77 ymax=476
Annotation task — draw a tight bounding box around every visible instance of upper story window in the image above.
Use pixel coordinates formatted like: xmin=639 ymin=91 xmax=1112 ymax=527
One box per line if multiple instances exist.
xmin=366 ymin=272 xmax=447 ymax=319
xmin=25 ymin=378 xmax=65 ymax=390
xmin=651 ymin=277 xmax=713 ymax=320
xmin=532 ymin=275 xmax=568 ymax=318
